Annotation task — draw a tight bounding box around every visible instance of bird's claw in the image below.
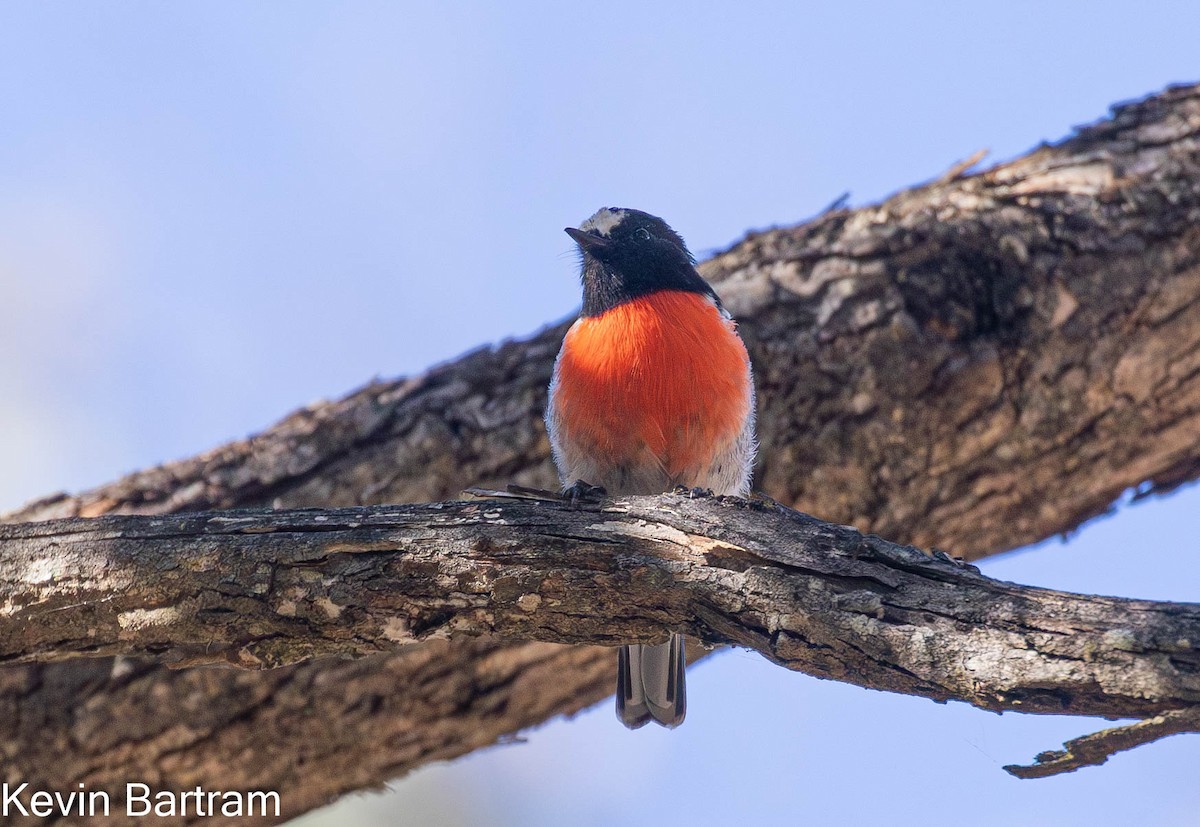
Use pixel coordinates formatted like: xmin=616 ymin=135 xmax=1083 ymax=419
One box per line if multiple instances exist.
xmin=564 ymin=480 xmax=607 ymax=508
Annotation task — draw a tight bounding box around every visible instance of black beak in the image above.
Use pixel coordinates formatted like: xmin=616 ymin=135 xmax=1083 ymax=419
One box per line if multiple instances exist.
xmin=565 ymin=227 xmax=612 ymax=255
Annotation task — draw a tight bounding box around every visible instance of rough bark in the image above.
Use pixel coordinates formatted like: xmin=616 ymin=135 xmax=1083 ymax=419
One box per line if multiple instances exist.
xmin=3 ymin=494 xmax=1198 ymax=724
xmin=1 ymin=83 xmax=1199 ymax=824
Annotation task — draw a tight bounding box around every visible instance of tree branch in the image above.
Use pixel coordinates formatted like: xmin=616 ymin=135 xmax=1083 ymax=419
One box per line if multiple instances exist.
xmin=12 ymin=84 xmax=1200 ymax=566
xmin=4 ymin=493 xmax=1198 ymax=726
xmin=1004 ymin=708 xmax=1200 ymax=779
xmin=2 ymin=83 xmax=1200 ymax=822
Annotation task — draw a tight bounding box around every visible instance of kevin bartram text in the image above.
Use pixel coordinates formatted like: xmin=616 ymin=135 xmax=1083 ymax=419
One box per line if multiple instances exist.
xmin=2 ymin=782 xmax=281 ymax=818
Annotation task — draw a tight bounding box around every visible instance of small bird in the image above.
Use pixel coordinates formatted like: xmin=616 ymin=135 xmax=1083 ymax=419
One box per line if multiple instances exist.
xmin=546 ymin=207 xmax=757 ymax=728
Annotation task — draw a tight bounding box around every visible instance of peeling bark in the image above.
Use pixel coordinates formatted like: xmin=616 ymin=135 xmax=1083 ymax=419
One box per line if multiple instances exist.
xmin=2 ymin=83 xmax=1199 ymax=824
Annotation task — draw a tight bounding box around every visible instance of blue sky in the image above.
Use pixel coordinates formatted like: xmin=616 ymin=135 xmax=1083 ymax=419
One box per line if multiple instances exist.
xmin=2 ymin=4 xmax=1198 ymax=826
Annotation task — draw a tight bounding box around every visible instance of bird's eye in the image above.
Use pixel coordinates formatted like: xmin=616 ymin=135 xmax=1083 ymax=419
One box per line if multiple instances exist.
xmin=633 ymin=227 xmax=652 ymax=241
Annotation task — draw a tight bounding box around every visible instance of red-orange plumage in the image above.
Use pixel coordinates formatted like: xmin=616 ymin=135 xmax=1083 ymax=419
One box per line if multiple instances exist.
xmin=551 ymin=290 xmax=751 ymax=480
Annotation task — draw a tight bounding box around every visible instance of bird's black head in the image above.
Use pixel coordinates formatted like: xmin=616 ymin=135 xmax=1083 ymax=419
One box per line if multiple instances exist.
xmin=565 ymin=208 xmax=718 ymax=317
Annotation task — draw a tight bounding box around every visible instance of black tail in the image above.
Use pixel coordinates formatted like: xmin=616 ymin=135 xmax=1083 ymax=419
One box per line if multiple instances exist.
xmin=616 ymin=634 xmax=687 ymax=729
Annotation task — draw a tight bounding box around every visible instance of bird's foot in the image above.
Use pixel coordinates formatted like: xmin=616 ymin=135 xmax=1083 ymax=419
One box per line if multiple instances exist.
xmin=564 ymin=479 xmax=607 ymax=508
xmin=672 ymin=485 xmax=714 ymax=499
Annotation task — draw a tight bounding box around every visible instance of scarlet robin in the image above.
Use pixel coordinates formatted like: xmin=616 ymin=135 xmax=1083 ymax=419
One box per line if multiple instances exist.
xmin=547 ymin=207 xmax=757 ymax=728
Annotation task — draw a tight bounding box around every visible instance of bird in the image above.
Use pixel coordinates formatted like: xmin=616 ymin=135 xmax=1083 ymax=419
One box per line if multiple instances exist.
xmin=546 ymin=207 xmax=757 ymax=728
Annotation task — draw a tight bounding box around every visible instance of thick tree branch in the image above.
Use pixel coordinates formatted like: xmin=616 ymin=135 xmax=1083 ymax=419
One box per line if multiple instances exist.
xmin=4 ymin=494 xmax=1198 ymax=726
xmin=2 ymin=83 xmax=1199 ymax=822
xmin=11 ymin=87 xmax=1200 ymax=564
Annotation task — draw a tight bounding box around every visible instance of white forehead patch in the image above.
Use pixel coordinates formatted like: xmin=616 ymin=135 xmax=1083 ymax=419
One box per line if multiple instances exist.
xmin=579 ymin=207 xmax=628 ymax=238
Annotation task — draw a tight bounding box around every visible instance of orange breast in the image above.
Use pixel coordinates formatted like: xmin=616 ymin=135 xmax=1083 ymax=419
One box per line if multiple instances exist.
xmin=552 ymin=290 xmax=751 ymax=477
